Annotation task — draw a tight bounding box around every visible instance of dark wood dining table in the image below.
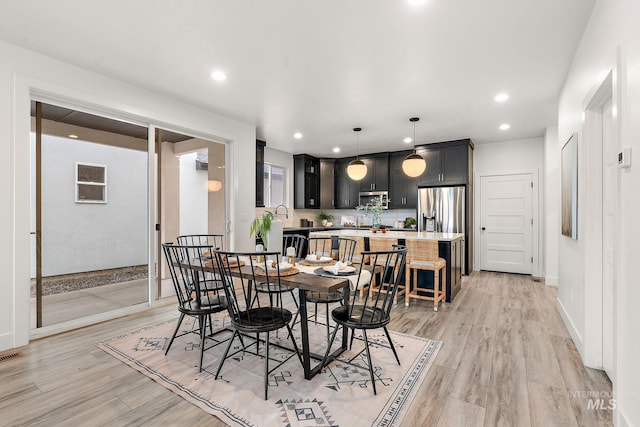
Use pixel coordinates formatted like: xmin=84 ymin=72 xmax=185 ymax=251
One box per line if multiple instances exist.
xmin=236 ymin=265 xmax=351 ymax=380
xmin=189 ymin=258 xmax=352 ymax=380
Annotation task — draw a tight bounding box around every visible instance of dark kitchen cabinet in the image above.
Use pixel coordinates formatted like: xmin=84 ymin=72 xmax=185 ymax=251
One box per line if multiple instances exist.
xmin=293 ymin=154 xmax=320 ymax=209
xmin=416 ymin=139 xmax=472 ymax=186
xmin=334 ymin=157 xmax=360 ymax=208
xmin=320 ymin=158 xmax=335 ymax=209
xmin=358 ymin=153 xmax=389 ymax=192
xmin=389 ymin=151 xmax=418 ymax=209
xmin=255 ymin=139 xmax=266 ymax=207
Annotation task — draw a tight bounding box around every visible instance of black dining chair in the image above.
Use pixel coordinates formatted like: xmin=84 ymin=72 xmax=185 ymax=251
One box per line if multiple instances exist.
xmin=253 ymin=234 xmax=306 ymax=308
xmin=321 ymin=245 xmax=407 ymax=395
xmin=213 ymin=250 xmax=303 ymax=400
xmin=176 ymin=234 xmax=226 ymax=294
xmin=162 ymin=243 xmax=229 ymax=372
xmin=303 ymin=238 xmax=357 ymax=340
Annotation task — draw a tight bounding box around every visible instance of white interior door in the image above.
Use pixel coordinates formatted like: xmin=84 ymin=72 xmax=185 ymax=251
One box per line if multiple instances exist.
xmin=480 ymin=173 xmax=533 ymax=274
xmin=602 ymin=99 xmax=615 ymax=378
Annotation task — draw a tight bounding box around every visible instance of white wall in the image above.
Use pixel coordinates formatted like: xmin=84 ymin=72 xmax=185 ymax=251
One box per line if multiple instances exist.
xmin=1 ymin=39 xmax=256 ymax=352
xmin=179 ymin=152 xmax=208 ymax=236
xmin=543 ymin=127 xmax=560 ymax=286
xmin=473 ymin=137 xmax=545 ymax=276
xmin=557 ymin=0 xmax=640 ymax=424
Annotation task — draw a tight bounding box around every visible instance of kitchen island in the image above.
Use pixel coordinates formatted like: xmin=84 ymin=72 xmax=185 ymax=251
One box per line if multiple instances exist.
xmin=310 ymin=229 xmax=464 ymax=302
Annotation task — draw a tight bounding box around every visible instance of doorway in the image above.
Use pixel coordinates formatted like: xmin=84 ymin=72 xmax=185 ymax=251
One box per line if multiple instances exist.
xmin=479 ymin=173 xmax=533 ymax=274
xmin=155 ymin=129 xmax=227 ymax=299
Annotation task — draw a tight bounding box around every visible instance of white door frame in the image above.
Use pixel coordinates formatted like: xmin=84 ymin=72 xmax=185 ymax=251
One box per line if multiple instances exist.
xmin=581 ymin=69 xmax=618 ymax=377
xmin=474 ymin=169 xmax=540 ymax=277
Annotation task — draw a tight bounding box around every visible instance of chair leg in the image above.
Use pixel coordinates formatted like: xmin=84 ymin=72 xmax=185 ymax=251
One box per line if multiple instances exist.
xmin=383 ymin=326 xmax=401 ymax=365
xmin=434 ymin=269 xmax=440 ymax=312
xmin=362 ymin=330 xmax=377 ymax=395
xmin=264 ymin=332 xmax=269 ymax=400
xmin=215 ymin=330 xmax=238 ymax=379
xmin=285 ymin=323 xmax=303 ymax=366
xmin=199 ymin=315 xmax=207 ymax=372
xmin=165 ymin=312 xmax=185 ymax=355
xmin=405 ymin=267 xmax=411 ymax=307
xmin=325 ymin=302 xmax=330 ymax=341
xmin=321 ymin=322 xmax=341 ymax=370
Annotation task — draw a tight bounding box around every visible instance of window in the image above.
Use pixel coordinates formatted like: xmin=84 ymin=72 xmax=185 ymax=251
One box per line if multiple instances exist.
xmin=76 ymin=162 xmax=107 ymax=203
xmin=263 ymin=163 xmax=285 ymax=207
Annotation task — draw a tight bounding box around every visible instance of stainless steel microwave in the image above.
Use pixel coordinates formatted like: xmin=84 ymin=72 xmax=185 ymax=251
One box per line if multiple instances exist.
xmin=358 ymin=190 xmax=389 ymax=209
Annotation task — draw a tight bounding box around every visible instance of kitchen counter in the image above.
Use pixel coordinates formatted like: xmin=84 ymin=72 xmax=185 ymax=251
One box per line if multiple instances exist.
xmin=310 ymin=229 xmax=463 ymax=303
xmin=310 ymin=229 xmax=463 ymax=242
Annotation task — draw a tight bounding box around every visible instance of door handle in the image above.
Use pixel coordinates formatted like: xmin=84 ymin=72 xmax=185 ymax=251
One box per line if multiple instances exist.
xmin=481 ymin=227 xmax=486 ymax=231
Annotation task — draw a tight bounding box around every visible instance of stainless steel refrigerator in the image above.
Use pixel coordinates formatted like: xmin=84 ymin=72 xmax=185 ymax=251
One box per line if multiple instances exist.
xmin=418 ymin=186 xmax=466 ymax=274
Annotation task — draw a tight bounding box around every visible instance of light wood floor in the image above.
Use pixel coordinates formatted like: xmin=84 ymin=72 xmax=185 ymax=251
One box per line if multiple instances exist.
xmin=0 ymin=271 xmax=612 ymax=426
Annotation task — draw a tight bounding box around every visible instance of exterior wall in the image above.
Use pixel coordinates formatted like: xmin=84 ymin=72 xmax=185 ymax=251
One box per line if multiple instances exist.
xmin=473 ymin=137 xmax=545 ymax=277
xmin=1 ymin=39 xmax=255 ymax=352
xmin=557 ymin=0 xmax=640 ymax=424
xmin=33 ymin=134 xmax=148 ymax=277
xmin=179 ymin=152 xmax=208 ymax=236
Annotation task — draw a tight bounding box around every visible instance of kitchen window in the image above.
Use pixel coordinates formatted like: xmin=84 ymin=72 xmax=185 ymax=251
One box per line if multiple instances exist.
xmin=263 ymin=163 xmax=285 ymax=207
xmin=76 ymin=162 xmax=107 ymax=203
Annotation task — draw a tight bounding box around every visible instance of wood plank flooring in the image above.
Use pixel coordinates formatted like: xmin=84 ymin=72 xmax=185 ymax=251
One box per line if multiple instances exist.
xmin=0 ymin=271 xmax=612 ymax=426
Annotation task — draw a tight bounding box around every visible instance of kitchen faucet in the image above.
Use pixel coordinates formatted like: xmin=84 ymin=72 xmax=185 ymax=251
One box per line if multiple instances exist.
xmin=274 ymin=204 xmax=289 ymax=219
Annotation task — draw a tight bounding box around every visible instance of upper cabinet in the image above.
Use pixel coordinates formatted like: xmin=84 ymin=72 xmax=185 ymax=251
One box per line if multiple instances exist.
xmin=389 ymin=150 xmax=418 ymax=209
xmin=334 ymin=157 xmax=360 ymax=209
xmin=255 ymin=139 xmax=266 ymax=207
xmin=416 ymin=139 xmax=473 ymax=187
xmin=320 ymin=158 xmax=335 ymax=209
xmin=358 ymin=153 xmax=389 ymax=192
xmin=293 ymin=154 xmax=320 ymax=209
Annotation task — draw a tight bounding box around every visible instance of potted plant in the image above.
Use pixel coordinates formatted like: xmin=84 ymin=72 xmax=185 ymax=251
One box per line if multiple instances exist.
xmin=250 ymin=211 xmax=274 ymax=248
xmin=405 ymin=217 xmax=417 ymax=229
xmin=317 ymin=212 xmax=334 ymax=227
xmin=356 ymin=195 xmax=389 ymax=229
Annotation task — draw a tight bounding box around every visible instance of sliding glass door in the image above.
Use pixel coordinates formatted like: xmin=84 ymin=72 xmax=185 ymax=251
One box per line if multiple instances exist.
xmin=30 ymin=101 xmax=150 ymax=328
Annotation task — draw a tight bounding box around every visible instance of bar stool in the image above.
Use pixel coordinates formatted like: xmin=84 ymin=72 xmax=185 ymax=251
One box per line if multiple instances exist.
xmin=368 ymin=237 xmax=405 ymax=303
xmin=405 ymin=239 xmax=446 ymax=311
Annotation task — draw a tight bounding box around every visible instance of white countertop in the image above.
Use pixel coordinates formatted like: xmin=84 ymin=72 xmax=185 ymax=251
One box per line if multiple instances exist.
xmin=309 ymin=229 xmax=464 ymax=241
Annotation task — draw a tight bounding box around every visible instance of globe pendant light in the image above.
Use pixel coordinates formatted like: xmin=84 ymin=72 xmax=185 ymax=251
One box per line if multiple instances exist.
xmin=402 ymin=117 xmax=426 ymax=177
xmin=347 ymin=127 xmax=367 ymax=181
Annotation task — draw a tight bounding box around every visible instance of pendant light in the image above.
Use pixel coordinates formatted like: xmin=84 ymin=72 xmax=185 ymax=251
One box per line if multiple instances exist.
xmin=402 ymin=117 xmax=427 ymax=177
xmin=347 ymin=127 xmax=367 ymax=181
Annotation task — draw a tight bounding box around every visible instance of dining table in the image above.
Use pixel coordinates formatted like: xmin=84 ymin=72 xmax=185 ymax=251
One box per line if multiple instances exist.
xmin=200 ymin=256 xmax=370 ymax=380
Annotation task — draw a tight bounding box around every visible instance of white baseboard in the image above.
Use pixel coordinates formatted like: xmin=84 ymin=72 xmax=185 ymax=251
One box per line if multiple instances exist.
xmin=556 ymin=296 xmax=584 ymax=357
xmin=544 ymin=275 xmax=558 ymax=286
xmin=0 ymin=332 xmax=15 ymax=352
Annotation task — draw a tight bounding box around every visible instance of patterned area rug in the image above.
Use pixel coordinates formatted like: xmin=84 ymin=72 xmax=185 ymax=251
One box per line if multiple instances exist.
xmin=97 ymin=315 xmax=441 ymax=426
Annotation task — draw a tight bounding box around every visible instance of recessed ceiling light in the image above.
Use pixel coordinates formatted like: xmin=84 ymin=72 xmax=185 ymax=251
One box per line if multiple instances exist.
xmin=494 ymin=93 xmax=509 ymax=102
xmin=210 ymin=70 xmax=227 ymax=81
xmin=332 ymin=147 xmax=341 ymax=153
xmin=403 ymin=137 xmax=413 ymax=144
xmin=499 ymin=123 xmax=510 ymax=130
xmin=293 ymin=132 xmax=303 ymax=139
xmin=68 ymin=134 xmax=78 ymax=139
xmin=407 ymin=0 xmax=427 ymax=5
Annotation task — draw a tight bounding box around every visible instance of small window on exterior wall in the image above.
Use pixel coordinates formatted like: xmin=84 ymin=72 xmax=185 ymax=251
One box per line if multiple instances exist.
xmin=263 ymin=163 xmax=286 ymax=207
xmin=76 ymin=162 xmax=107 ymax=203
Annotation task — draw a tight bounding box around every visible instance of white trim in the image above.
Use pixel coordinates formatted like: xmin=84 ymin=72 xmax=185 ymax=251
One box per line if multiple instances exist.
xmin=557 ymin=296 xmax=583 ymax=356
xmin=544 ymin=275 xmax=558 ymax=287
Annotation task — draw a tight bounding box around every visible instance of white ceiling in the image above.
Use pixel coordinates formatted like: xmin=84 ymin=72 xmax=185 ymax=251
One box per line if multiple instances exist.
xmin=0 ymin=0 xmax=595 ymax=157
